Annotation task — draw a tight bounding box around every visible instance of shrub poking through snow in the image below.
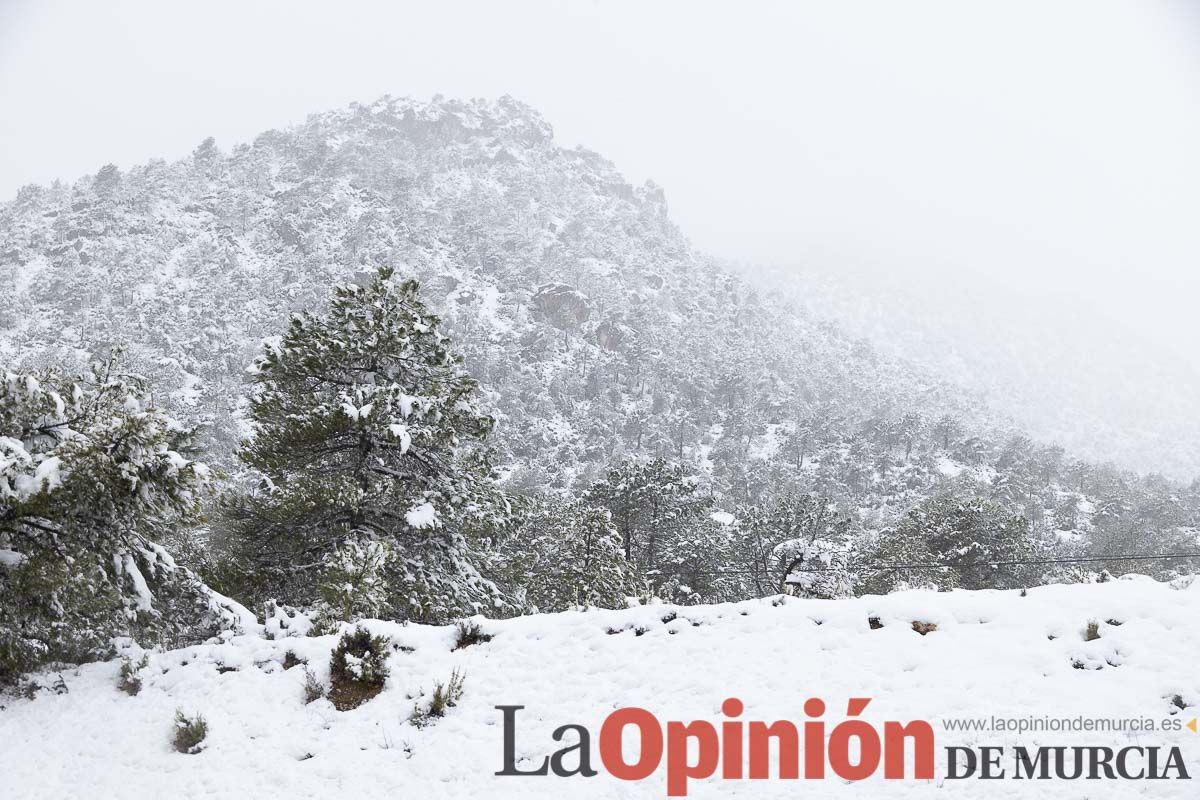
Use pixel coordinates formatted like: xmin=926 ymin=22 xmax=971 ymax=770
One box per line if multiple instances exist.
xmin=282 ymin=650 xmax=305 ymax=670
xmin=302 ymin=667 xmax=325 ymax=704
xmin=452 ymin=619 xmax=492 ymax=650
xmin=911 ymin=621 xmax=938 ymax=636
xmin=1084 ymin=620 xmax=1101 ymax=641
xmin=21 ymin=673 xmax=68 ymax=699
xmin=411 ymin=669 xmax=465 ymax=727
xmin=118 ymin=654 xmax=149 ymax=696
xmin=328 ymin=626 xmax=390 ymax=711
xmin=260 ymin=601 xmax=315 ymax=640
xmin=430 ymin=669 xmax=466 ymax=717
xmin=172 ymin=710 xmax=207 ymax=754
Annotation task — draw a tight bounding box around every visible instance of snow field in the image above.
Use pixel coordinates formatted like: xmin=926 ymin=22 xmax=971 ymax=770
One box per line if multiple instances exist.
xmin=2 ymin=577 xmax=1198 ymax=799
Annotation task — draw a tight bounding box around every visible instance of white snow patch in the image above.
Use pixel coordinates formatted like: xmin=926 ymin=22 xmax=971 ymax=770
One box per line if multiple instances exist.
xmin=387 ymin=424 xmax=412 ymax=454
xmin=709 ymin=511 xmax=736 ymax=526
xmin=119 ymin=554 xmax=154 ymax=612
xmin=12 ymin=456 xmax=64 ymax=500
xmin=936 ymin=456 xmax=964 ymax=478
xmin=405 ymin=502 xmax=439 ymax=529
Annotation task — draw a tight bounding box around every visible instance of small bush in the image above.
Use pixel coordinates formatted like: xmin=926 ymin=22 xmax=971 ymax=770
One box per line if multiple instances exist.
xmin=282 ymin=650 xmax=305 ymax=670
xmin=411 ymin=669 xmax=465 ymax=728
xmin=302 ymin=667 xmax=326 ymax=704
xmin=1084 ymin=621 xmax=1101 ymax=641
xmin=172 ymin=710 xmax=208 ymax=754
xmin=328 ymin=626 xmax=390 ymax=711
xmin=261 ymin=600 xmax=316 ymax=640
xmin=307 ymin=608 xmax=343 ymax=638
xmin=20 ymin=673 xmax=69 ymax=699
xmin=911 ymin=621 xmax=938 ymax=636
xmin=118 ymin=654 xmax=149 ymax=696
xmin=430 ymin=669 xmax=465 ymax=716
xmin=452 ymin=620 xmax=492 ymax=651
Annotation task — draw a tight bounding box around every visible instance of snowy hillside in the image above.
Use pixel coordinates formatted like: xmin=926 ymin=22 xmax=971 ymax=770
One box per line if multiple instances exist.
xmin=4 ymin=579 xmax=1198 ymax=799
xmin=751 ymin=262 xmax=1200 ymax=482
xmin=3 ymin=95 xmax=1199 ymax=595
xmin=0 ymin=95 xmax=996 ymax=494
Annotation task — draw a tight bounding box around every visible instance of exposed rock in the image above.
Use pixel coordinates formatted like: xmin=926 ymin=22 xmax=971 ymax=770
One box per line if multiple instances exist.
xmin=531 ymin=283 xmax=591 ymax=330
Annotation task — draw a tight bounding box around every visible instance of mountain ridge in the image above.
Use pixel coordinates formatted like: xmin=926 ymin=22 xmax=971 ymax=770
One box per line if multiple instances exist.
xmin=1 ymin=94 xmax=1196 ymax=573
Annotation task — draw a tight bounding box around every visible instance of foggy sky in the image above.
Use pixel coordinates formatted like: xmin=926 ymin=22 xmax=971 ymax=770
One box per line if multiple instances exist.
xmin=2 ymin=0 xmax=1199 ymax=463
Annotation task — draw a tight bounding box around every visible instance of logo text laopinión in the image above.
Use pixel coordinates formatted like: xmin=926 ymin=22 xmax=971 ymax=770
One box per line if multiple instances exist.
xmin=495 ymin=699 xmax=1190 ymax=796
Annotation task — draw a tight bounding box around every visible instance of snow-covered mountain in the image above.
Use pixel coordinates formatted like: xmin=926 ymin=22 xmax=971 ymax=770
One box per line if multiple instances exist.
xmin=0 ymin=96 xmax=986 ymax=476
xmin=1 ymin=95 xmax=1197 ymax=566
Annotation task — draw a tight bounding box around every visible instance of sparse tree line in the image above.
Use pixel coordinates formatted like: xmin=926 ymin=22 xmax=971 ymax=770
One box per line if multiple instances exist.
xmin=3 ymin=267 xmax=1199 ymax=685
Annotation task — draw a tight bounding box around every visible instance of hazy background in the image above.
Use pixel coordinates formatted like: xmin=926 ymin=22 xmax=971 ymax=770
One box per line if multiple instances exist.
xmin=2 ymin=0 xmax=1198 ymax=477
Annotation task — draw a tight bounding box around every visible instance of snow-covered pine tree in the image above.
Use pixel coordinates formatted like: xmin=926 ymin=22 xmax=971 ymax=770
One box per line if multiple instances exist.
xmin=862 ymin=494 xmax=1035 ymax=593
xmin=0 ymin=360 xmax=217 ymax=684
xmin=494 ymin=497 xmax=642 ymax=613
xmin=224 ymin=266 xmax=510 ymax=622
xmin=733 ymin=493 xmax=856 ymax=598
xmin=652 ymin=514 xmax=742 ymax=605
xmin=584 ymin=459 xmax=694 ymax=563
xmin=316 ymin=537 xmax=394 ymax=625
xmin=583 ymin=457 xmax=714 ymax=596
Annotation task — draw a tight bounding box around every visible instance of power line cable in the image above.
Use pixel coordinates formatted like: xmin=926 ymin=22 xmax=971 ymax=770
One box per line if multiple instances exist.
xmin=784 ymin=551 xmax=1200 ymax=575
xmin=653 ymin=551 xmax=1200 ymax=578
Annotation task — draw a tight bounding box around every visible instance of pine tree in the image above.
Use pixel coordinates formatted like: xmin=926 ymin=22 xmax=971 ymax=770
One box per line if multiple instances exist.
xmin=931 ymin=414 xmax=963 ymax=452
xmin=316 ymin=537 xmax=394 ymax=624
xmin=583 ymin=457 xmax=713 ymax=595
xmin=735 ymin=493 xmax=856 ymax=598
xmin=223 ymin=267 xmax=510 ymax=622
xmin=0 ymin=360 xmax=216 ymax=683
xmin=863 ymin=495 xmax=1034 ymax=593
xmin=652 ymin=515 xmax=741 ymax=605
xmin=495 ymin=497 xmax=642 ymax=612
xmin=584 ymin=458 xmax=709 ymax=567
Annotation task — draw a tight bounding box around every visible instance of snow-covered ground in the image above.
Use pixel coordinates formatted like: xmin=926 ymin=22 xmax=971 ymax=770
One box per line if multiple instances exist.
xmin=3 ymin=578 xmax=1198 ymax=799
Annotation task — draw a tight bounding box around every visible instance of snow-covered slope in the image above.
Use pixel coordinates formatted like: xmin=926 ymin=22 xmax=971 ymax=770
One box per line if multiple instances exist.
xmin=5 ymin=96 xmax=1198 ymax=590
xmin=751 ymin=262 xmax=1200 ymax=481
xmin=3 ymin=579 xmax=1197 ymax=799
